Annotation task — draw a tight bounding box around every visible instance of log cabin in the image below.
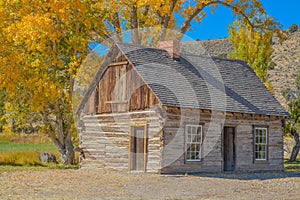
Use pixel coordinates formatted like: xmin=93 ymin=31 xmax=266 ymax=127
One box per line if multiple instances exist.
xmin=77 ymin=40 xmax=289 ymax=173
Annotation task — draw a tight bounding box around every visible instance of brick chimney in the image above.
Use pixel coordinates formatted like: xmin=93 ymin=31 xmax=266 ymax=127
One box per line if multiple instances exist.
xmin=159 ymin=40 xmax=180 ymax=59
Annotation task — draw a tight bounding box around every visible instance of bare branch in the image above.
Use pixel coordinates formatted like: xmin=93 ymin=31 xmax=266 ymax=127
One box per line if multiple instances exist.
xmin=130 ymin=4 xmax=140 ymax=44
xmin=111 ymin=12 xmax=123 ymax=42
xmin=179 ymin=0 xmax=257 ymax=39
xmin=159 ymin=0 xmax=179 ymax=41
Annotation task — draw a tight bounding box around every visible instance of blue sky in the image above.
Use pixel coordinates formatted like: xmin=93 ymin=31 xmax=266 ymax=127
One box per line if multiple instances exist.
xmin=186 ymin=0 xmax=300 ymax=40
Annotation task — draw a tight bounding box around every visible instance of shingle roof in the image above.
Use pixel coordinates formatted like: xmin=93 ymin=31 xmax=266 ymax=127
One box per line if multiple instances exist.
xmin=116 ymin=42 xmax=289 ymax=117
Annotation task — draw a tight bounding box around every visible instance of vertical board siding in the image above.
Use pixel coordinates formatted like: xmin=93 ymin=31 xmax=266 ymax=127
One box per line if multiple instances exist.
xmin=92 ymin=57 xmax=160 ymax=114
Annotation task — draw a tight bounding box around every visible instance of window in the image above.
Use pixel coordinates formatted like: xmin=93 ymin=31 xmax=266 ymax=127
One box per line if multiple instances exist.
xmin=185 ymin=125 xmax=202 ymax=161
xmin=254 ymin=127 xmax=268 ymax=160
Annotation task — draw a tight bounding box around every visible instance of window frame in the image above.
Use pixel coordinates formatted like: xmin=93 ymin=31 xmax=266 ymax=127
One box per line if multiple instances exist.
xmin=185 ymin=124 xmax=203 ymax=162
xmin=254 ymin=127 xmax=268 ymax=161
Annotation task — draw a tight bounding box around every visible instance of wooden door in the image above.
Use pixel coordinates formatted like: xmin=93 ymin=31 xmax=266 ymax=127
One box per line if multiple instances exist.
xmin=223 ymin=127 xmax=235 ymax=171
xmin=130 ymin=126 xmax=147 ymax=171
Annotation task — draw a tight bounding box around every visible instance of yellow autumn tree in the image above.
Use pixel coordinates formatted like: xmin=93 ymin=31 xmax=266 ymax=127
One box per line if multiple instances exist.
xmin=0 ymin=0 xmax=107 ymax=164
xmin=228 ymin=18 xmax=285 ymax=92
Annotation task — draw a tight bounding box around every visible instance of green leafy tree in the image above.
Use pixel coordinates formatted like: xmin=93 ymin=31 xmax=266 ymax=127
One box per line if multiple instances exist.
xmin=284 ymin=69 xmax=300 ymax=162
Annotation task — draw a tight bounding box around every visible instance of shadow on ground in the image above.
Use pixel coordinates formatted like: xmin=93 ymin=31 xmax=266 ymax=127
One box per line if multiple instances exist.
xmin=162 ymin=171 xmax=300 ymax=181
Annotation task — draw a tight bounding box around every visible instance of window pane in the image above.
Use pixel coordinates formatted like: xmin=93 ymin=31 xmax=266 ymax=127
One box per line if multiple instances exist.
xmin=191 ymin=126 xmax=196 ymax=134
xmin=187 ymin=134 xmax=191 ymax=143
xmin=261 ymin=136 xmax=266 ymax=143
xmin=196 ymin=134 xmax=201 ymax=143
xmin=192 ymin=144 xmax=197 ymax=152
xmin=192 ymin=134 xmax=198 ymax=143
xmin=195 ymin=144 xmax=200 ymax=152
xmin=255 ymin=145 xmax=260 ymax=151
xmin=197 ymin=127 xmax=201 ymax=142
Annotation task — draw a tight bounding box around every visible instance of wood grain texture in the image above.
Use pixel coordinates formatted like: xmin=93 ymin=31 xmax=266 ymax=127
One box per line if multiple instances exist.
xmin=94 ymin=57 xmax=160 ymax=114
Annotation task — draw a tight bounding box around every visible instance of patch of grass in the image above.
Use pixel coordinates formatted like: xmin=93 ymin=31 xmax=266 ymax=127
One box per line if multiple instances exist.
xmin=284 ymin=158 xmax=300 ymax=172
xmin=0 ymin=142 xmax=56 ymax=153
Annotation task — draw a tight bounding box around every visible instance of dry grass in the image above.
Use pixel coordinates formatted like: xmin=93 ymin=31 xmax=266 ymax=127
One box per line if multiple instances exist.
xmin=0 ymin=133 xmax=52 ymax=144
xmin=0 ymin=151 xmax=60 ymax=166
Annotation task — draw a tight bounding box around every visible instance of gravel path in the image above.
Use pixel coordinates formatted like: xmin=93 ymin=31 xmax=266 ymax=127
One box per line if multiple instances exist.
xmin=0 ymin=170 xmax=299 ymax=199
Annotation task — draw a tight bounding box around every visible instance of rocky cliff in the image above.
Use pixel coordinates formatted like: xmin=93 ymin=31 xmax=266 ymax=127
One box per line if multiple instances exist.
xmin=268 ymin=29 xmax=300 ymax=109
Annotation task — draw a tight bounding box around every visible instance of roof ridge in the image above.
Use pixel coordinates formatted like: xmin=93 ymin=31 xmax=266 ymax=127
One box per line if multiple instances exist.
xmin=182 ymin=53 xmax=248 ymax=64
xmin=115 ymin=42 xmax=162 ymax=51
xmin=182 ymin=38 xmax=229 ymax=43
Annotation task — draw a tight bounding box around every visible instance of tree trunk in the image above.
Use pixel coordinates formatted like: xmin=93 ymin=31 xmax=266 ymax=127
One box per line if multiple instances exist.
xmin=48 ymin=129 xmax=75 ymax=165
xmin=43 ymin=100 xmax=75 ymax=165
xmin=289 ymin=129 xmax=300 ymax=162
xmin=59 ymin=130 xmax=75 ymax=165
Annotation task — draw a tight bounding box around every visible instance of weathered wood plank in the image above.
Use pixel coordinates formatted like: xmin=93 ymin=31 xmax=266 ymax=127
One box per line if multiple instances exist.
xmin=108 ymin=61 xmax=128 ymax=67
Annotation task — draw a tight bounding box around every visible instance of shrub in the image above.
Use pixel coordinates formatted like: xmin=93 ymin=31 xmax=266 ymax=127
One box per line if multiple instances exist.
xmin=289 ymin=24 xmax=298 ymax=33
xmin=269 ymin=61 xmax=276 ymax=70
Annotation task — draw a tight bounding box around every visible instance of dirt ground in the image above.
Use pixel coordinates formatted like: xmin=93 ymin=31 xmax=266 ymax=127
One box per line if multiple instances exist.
xmin=0 ymin=169 xmax=299 ymax=200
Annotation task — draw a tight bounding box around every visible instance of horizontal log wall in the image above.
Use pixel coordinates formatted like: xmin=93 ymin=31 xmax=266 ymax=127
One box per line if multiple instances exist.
xmin=161 ymin=107 xmax=284 ymax=173
xmin=161 ymin=107 xmax=223 ymax=173
xmin=81 ymin=102 xmax=284 ymax=173
xmin=80 ymin=109 xmax=165 ymax=172
xmin=234 ymin=119 xmax=284 ymax=172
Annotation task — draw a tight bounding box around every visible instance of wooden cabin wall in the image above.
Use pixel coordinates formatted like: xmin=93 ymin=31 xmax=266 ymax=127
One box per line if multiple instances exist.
xmin=80 ymin=109 xmax=165 ymax=172
xmin=234 ymin=119 xmax=283 ymax=171
xmin=81 ymin=57 xmax=284 ymax=173
xmin=161 ymin=107 xmax=223 ymax=173
xmin=161 ymin=107 xmax=284 ymax=173
xmin=87 ymin=56 xmax=160 ymax=114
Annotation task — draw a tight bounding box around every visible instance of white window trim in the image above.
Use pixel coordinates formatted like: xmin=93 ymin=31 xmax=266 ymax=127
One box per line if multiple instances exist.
xmin=254 ymin=127 xmax=268 ymax=161
xmin=185 ymin=125 xmax=203 ymax=162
